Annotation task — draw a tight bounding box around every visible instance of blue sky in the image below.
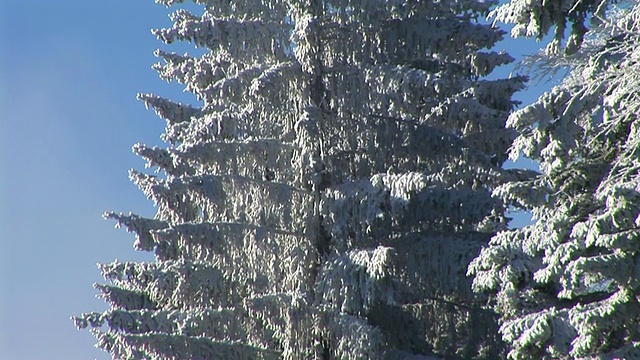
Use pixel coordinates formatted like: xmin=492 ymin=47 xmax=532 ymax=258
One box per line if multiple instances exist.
xmin=1 ymin=2 xmax=172 ymax=359
xmin=0 ymin=2 xmax=550 ymax=359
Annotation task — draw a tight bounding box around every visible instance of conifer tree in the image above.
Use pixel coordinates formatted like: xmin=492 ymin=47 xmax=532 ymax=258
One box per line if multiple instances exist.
xmin=73 ymin=0 xmax=524 ymax=358
xmin=469 ymin=3 xmax=640 ymax=358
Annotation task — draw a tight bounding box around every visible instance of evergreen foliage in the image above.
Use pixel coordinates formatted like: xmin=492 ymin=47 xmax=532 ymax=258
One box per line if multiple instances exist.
xmin=74 ymin=0 xmax=525 ymax=358
xmin=469 ymin=4 xmax=640 ymax=358
xmin=489 ymin=0 xmax=617 ymax=54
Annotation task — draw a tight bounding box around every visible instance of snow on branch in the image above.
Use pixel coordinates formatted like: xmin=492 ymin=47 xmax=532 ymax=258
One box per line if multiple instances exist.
xmin=129 ymin=171 xmax=314 ymax=227
xmin=311 ymin=17 xmax=503 ymax=68
xmin=489 ymin=0 xmax=611 ymax=54
xmin=73 ymin=308 xmax=241 ymax=339
xmin=152 ymin=53 xmax=303 ymax=105
xmin=171 ymin=139 xmax=301 ymax=184
xmin=152 ymin=50 xmax=225 ymax=100
xmin=164 ymin=173 xmax=313 ymax=228
xmin=321 ymin=64 xmax=457 ymax=120
xmin=98 ymin=260 xmax=244 ymax=309
xmin=129 ymin=170 xmax=198 ymax=222
xmin=244 ymin=292 xmax=316 ymax=359
xmin=322 ymin=172 xmax=501 ymax=248
xmin=103 ymin=212 xmax=168 ymax=252
xmin=156 ymin=0 xmax=289 ymax=22
xmin=94 ymin=283 xmax=158 ymax=311
xmin=133 ymin=143 xmax=181 ymax=175
xmin=153 ymin=11 xmax=292 ymax=63
xmin=138 ymin=93 xmax=202 ymax=125
xmin=314 ymin=246 xmax=395 ymax=315
xmin=150 ymin=223 xmax=316 ymax=295
xmin=297 ymin=108 xmax=504 ymax=189
xmin=92 ymin=331 xmax=280 ymax=360
xmin=155 ymin=0 xmax=212 ymax=6
xmin=317 ymin=0 xmax=494 ymax=24
xmin=316 ymin=312 xmax=383 ymax=359
xmin=196 ymin=61 xmax=302 ymax=108
xmin=166 ymin=107 xmax=299 ymax=146
xmin=469 ymin=51 xmax=515 ymax=77
xmin=73 ymin=307 xmax=285 ymax=352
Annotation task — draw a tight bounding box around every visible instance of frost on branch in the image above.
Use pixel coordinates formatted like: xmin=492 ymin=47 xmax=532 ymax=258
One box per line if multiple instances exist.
xmin=152 ymin=10 xmax=292 ymax=63
xmin=314 ymin=246 xmax=395 ymax=315
xmin=169 ymin=139 xmax=301 ymax=184
xmin=322 ymin=172 xmax=502 ymax=249
xmin=150 ymin=223 xmax=316 ymax=295
xmin=97 ymin=260 xmax=245 ymax=309
xmin=92 ymin=331 xmax=280 ymax=360
xmin=95 ymin=283 xmax=158 ymax=311
xmin=138 ymin=93 xmax=201 ymax=125
xmin=103 ymin=212 xmax=168 ymax=251
xmin=316 ymin=312 xmax=384 ymax=359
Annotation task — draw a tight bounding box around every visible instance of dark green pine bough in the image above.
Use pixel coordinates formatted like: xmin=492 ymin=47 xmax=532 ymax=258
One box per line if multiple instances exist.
xmin=73 ymin=0 xmax=527 ymax=358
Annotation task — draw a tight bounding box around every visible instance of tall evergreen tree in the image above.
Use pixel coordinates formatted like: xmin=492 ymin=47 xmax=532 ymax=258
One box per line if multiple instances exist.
xmin=469 ymin=3 xmax=640 ymax=358
xmin=73 ymin=0 xmax=524 ymax=358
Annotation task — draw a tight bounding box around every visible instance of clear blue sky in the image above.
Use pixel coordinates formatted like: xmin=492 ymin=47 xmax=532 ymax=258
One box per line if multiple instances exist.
xmin=0 ymin=2 xmax=549 ymax=359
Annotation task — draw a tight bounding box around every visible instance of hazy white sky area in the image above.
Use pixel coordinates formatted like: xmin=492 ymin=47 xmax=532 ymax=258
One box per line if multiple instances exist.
xmin=0 ymin=2 xmax=550 ymax=359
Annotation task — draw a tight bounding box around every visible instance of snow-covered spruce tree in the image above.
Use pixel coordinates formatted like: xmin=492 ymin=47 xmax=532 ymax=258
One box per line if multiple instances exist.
xmin=469 ymin=4 xmax=640 ymax=359
xmin=73 ymin=0 xmax=525 ymax=358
